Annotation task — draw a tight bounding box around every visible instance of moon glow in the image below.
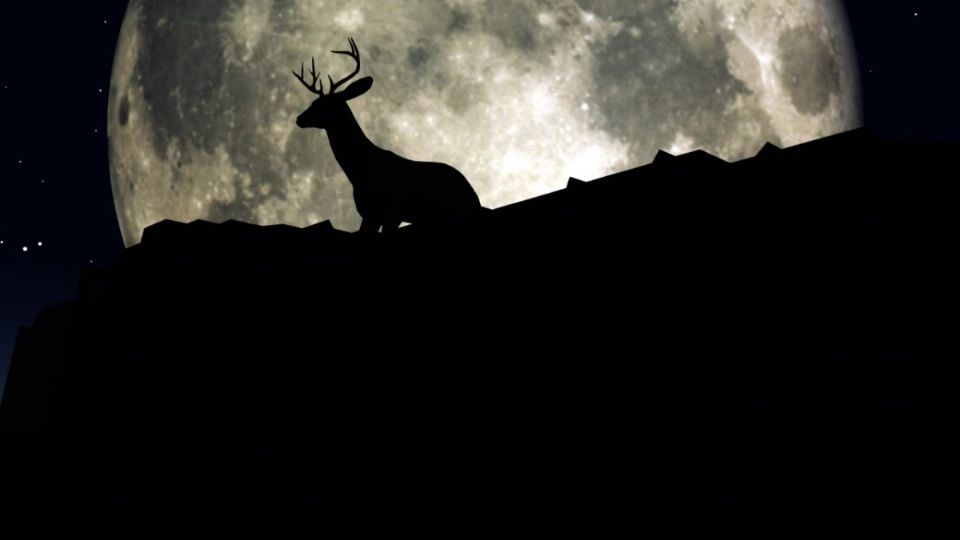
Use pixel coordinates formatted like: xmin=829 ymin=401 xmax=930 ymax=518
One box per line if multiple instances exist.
xmin=109 ymin=1 xmax=860 ymax=246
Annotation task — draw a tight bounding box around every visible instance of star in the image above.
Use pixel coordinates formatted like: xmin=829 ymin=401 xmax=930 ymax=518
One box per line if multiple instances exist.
xmin=22 ymin=246 xmax=28 ymax=253
xmin=37 ymin=241 xmax=43 ymax=247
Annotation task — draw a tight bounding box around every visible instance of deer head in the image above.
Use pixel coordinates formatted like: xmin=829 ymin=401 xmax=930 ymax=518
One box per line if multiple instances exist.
xmin=293 ymin=37 xmax=373 ymax=130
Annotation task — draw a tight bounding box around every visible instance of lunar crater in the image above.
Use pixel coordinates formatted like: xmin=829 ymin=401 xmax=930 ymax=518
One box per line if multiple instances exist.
xmin=118 ymin=95 xmax=131 ymax=126
xmin=778 ymin=26 xmax=841 ymax=115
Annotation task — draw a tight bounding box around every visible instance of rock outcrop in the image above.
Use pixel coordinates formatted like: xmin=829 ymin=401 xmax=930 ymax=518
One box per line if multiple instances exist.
xmin=2 ymin=129 xmax=958 ymax=537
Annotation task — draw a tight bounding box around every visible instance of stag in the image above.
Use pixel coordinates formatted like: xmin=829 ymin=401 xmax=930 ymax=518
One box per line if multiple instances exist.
xmin=293 ymin=38 xmax=482 ymax=233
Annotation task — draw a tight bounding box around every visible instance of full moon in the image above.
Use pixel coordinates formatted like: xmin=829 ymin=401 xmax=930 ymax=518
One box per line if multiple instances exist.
xmin=109 ymin=0 xmax=860 ymax=246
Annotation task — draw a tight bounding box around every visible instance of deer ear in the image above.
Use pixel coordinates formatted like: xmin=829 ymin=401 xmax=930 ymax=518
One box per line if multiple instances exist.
xmin=340 ymin=76 xmax=373 ymax=101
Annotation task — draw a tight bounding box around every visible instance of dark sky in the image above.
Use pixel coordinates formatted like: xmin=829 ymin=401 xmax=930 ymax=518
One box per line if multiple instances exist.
xmin=0 ymin=0 xmax=957 ymax=398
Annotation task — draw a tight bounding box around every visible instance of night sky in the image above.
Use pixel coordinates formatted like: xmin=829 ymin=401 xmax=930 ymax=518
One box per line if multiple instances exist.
xmin=1 ymin=1 xmax=957 ymax=398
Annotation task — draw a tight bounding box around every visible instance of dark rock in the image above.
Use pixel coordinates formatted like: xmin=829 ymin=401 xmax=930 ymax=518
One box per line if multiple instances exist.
xmin=2 ymin=129 xmax=959 ymax=538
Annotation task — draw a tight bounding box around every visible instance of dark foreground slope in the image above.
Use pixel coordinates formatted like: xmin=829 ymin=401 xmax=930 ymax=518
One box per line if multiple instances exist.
xmin=2 ymin=129 xmax=959 ymax=537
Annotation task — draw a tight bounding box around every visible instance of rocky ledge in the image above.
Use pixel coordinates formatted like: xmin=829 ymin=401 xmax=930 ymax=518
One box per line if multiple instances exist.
xmin=2 ymin=129 xmax=958 ymax=537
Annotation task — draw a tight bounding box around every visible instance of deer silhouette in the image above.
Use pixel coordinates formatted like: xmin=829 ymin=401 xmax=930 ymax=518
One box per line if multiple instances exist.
xmin=294 ymin=38 xmax=482 ymax=234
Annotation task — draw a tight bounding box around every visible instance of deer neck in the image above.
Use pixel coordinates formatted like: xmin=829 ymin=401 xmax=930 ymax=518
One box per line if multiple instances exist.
xmin=325 ymin=105 xmax=377 ymax=183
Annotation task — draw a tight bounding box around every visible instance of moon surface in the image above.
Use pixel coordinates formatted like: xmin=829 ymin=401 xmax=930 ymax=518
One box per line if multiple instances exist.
xmin=108 ymin=0 xmax=860 ymax=246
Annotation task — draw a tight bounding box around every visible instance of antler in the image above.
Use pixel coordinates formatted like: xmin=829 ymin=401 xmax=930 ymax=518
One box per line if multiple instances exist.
xmin=293 ymin=38 xmax=361 ymax=97
xmin=326 ymin=37 xmax=361 ymax=95
xmin=293 ymin=57 xmax=324 ymax=95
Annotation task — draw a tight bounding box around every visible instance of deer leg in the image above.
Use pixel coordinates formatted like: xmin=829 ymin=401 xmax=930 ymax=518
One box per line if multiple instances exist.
xmin=359 ymin=218 xmax=381 ymax=234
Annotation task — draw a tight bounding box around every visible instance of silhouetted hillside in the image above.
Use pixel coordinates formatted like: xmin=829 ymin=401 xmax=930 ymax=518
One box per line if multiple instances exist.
xmin=2 ymin=129 xmax=959 ymax=537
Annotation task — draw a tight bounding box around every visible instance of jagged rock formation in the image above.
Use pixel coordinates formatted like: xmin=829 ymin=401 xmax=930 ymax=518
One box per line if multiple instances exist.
xmin=2 ymin=129 xmax=959 ymax=537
